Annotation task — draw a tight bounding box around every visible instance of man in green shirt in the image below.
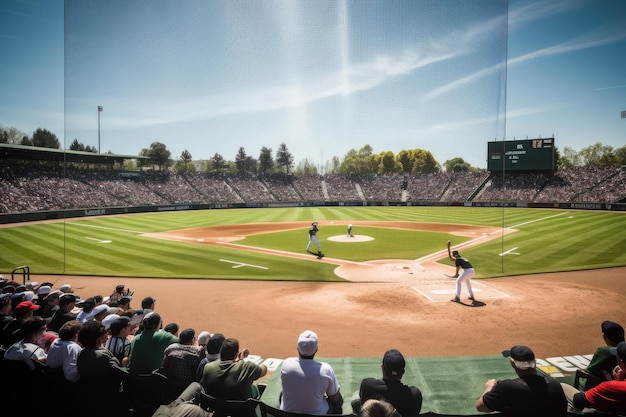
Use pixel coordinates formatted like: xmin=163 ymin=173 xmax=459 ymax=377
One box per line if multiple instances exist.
xmin=584 ymin=320 xmax=624 ymax=389
xmin=128 ymin=312 xmax=178 ymax=374
xmin=200 ymin=337 xmax=267 ymax=400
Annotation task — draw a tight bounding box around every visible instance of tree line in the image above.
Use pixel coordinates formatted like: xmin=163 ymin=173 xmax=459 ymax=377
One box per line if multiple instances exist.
xmin=2 ymin=124 xmax=625 ymax=176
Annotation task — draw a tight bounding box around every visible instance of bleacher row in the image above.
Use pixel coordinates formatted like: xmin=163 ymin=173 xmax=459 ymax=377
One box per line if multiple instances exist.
xmin=1 ymin=164 xmax=625 ymax=214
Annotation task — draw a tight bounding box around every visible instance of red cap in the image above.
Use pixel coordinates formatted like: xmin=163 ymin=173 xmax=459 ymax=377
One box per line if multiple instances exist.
xmin=14 ymin=301 xmax=40 ymax=315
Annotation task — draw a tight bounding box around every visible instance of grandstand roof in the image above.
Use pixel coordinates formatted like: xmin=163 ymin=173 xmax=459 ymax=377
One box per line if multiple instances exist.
xmin=0 ymin=143 xmax=147 ymax=164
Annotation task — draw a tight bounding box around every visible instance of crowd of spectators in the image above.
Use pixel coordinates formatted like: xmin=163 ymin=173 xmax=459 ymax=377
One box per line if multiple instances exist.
xmin=1 ymin=161 xmax=624 ymax=214
xmin=2 ymin=278 xmax=624 ymax=417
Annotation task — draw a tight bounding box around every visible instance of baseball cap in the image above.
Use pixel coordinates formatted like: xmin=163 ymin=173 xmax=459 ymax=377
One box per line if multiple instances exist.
xmin=109 ymin=316 xmax=131 ymax=335
xmin=602 ymin=321 xmax=625 ymax=343
xmin=45 ymin=290 xmax=62 ymax=301
xmin=383 ymin=349 xmax=406 ymax=377
xmin=81 ymin=298 xmax=96 ymax=311
xmin=93 ymin=304 xmax=110 ymax=317
xmin=142 ymin=311 xmax=161 ymax=328
xmin=119 ymin=296 xmax=132 ymax=305
xmin=452 ymin=250 xmax=460 ymax=257
xmin=610 ymin=341 xmax=626 ymax=361
xmin=115 ymin=284 xmax=125 ymax=292
xmin=59 ymin=284 xmax=73 ymax=293
xmin=36 ymin=285 xmax=52 ymax=296
xmin=14 ymin=301 xmax=40 ymax=315
xmin=60 ymin=294 xmax=79 ymax=305
xmin=101 ymin=314 xmax=120 ymax=330
xmin=297 ymin=330 xmax=318 ymax=356
xmin=0 ymin=293 xmax=11 ymax=306
xmin=502 ymin=345 xmax=536 ymax=370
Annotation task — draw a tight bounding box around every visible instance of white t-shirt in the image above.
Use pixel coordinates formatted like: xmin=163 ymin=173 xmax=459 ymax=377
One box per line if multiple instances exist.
xmin=46 ymin=339 xmax=83 ymax=382
xmin=280 ymin=357 xmax=341 ymax=414
xmin=4 ymin=341 xmax=47 ymax=370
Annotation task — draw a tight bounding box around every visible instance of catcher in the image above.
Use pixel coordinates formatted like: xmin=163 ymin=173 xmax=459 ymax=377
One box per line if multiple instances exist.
xmin=447 ymin=240 xmax=475 ymax=304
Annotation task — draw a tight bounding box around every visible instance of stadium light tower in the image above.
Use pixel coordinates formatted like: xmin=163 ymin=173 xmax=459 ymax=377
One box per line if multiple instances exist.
xmin=97 ymin=105 xmax=103 ymax=153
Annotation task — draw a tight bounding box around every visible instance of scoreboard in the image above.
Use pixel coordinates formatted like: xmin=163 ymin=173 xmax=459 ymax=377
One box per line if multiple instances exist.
xmin=487 ymin=138 xmax=555 ymax=171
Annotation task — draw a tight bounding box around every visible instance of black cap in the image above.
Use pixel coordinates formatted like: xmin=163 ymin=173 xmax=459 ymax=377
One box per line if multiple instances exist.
xmin=602 ymin=321 xmax=625 ymax=343
xmin=109 ymin=316 xmax=131 ymax=335
xmin=60 ymin=294 xmax=78 ymax=305
xmin=452 ymin=250 xmax=460 ymax=257
xmin=383 ymin=349 xmax=405 ymax=377
xmin=119 ymin=296 xmax=132 ymax=305
xmin=502 ymin=345 xmax=536 ymax=369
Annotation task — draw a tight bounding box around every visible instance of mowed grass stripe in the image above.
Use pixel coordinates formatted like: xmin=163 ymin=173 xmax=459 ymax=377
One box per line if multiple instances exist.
xmin=1 ymin=207 xmax=625 ymax=279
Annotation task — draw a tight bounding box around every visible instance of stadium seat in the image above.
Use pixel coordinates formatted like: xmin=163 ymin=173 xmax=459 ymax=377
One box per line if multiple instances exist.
xmin=198 ymin=392 xmax=260 ymax=417
xmin=573 ymin=369 xmax=605 ymax=391
xmin=257 ymin=401 xmax=355 ymax=417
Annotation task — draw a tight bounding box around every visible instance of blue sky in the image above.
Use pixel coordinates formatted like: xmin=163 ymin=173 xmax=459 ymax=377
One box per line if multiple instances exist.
xmin=1 ymin=0 xmax=624 ymax=170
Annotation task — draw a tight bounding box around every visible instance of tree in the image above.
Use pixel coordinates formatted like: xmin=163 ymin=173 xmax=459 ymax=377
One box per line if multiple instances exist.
xmin=294 ymin=158 xmax=319 ymax=175
xmin=614 ymin=145 xmax=626 ymax=166
xmin=0 ymin=125 xmax=28 ymax=144
xmin=258 ymin=146 xmax=274 ymax=174
xmin=377 ymin=151 xmax=402 ymax=174
xmin=276 ymin=142 xmax=294 ymax=174
xmin=69 ymin=139 xmax=86 ymax=151
xmin=20 ymin=136 xmax=33 ymax=146
xmin=444 ymin=157 xmax=471 ymax=173
xmin=32 ymin=128 xmax=60 ymax=149
xmin=579 ymin=142 xmax=616 ymax=167
xmin=558 ymin=146 xmax=581 ymax=169
xmin=140 ymin=141 xmax=172 ymax=170
xmin=181 ymin=150 xmax=193 ymax=164
xmin=235 ymin=147 xmax=248 ymax=174
xmin=210 ymin=153 xmax=226 ymax=174
xmin=173 ymin=150 xmax=195 ymax=173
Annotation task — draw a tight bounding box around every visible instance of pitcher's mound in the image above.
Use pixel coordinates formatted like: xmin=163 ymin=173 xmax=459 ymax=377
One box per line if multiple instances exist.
xmin=328 ymin=235 xmax=374 ymax=242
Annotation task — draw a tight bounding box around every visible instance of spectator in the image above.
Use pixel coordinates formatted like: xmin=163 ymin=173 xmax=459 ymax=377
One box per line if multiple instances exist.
xmin=46 ymin=319 xmax=82 ymax=382
xmin=160 ymin=328 xmax=205 ymax=385
xmin=197 ymin=332 xmax=225 ymax=380
xmin=280 ymin=330 xmax=343 ymax=414
xmin=585 ymin=321 xmax=624 ymax=386
xmin=164 ymin=322 xmax=180 ymax=336
xmin=352 ymin=349 xmax=422 ymax=417
xmin=0 ymin=300 xmax=40 ymax=349
xmin=39 ymin=289 xmax=62 ymax=319
xmin=105 ymin=316 xmax=132 ymax=366
xmin=128 ymin=312 xmax=178 ymax=374
xmin=141 ymin=296 xmax=157 ymax=314
xmin=200 ymin=336 xmax=267 ymax=400
xmin=0 ymin=293 xmax=12 ymax=333
xmin=562 ymin=341 xmax=626 ymax=416
xmin=92 ymin=304 xmax=110 ymax=322
xmin=112 ymin=295 xmax=133 ymax=316
xmin=76 ymin=320 xmax=125 ymax=417
xmin=47 ymin=293 xmax=79 ymax=333
xmin=76 ymin=297 xmax=97 ymax=323
xmin=198 ymin=330 xmax=211 ymax=351
xmin=358 ymin=399 xmax=402 ymax=417
xmin=107 ymin=284 xmax=132 ymax=306
xmin=3 ymin=315 xmax=48 ymax=370
xmin=476 ymin=345 xmax=567 ymax=416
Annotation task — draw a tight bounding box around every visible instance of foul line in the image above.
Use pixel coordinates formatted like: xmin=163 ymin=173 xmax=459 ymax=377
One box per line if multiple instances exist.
xmin=509 ymin=211 xmax=570 ymax=229
xmin=69 ymin=223 xmax=145 ymax=234
xmin=219 ymin=259 xmax=268 ymax=270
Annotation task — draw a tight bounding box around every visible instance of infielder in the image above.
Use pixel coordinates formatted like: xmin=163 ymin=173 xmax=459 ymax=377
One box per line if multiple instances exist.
xmin=306 ymin=222 xmax=322 ymax=254
xmin=447 ymin=240 xmax=475 ymax=304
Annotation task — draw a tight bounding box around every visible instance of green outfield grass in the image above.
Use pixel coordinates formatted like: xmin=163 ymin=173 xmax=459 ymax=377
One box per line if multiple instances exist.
xmin=0 ymin=206 xmax=624 ymax=280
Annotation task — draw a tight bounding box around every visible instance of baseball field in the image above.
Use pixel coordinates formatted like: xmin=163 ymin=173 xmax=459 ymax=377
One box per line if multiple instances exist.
xmin=1 ymin=206 xmax=625 ymax=362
